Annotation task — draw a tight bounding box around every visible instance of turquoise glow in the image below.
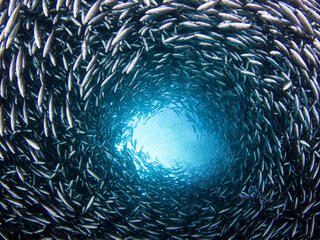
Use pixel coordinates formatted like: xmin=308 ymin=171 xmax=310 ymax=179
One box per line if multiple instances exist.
xmin=131 ymin=108 xmax=224 ymax=170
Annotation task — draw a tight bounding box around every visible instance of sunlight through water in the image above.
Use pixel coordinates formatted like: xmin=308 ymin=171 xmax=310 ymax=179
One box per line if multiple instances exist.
xmin=131 ymin=108 xmax=228 ymax=171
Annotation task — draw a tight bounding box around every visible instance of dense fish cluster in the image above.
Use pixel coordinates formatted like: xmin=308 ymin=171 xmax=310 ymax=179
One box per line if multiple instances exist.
xmin=0 ymin=0 xmax=320 ymax=239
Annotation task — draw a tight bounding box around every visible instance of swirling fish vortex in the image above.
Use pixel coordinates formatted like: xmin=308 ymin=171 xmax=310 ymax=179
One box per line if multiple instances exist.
xmin=0 ymin=0 xmax=320 ymax=239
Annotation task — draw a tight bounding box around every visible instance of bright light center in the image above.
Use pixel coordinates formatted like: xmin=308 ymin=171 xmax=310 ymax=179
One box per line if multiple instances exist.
xmin=132 ymin=109 xmax=220 ymax=169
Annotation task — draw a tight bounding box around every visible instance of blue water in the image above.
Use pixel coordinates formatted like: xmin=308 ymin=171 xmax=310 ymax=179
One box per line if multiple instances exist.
xmin=115 ymin=107 xmax=233 ymax=179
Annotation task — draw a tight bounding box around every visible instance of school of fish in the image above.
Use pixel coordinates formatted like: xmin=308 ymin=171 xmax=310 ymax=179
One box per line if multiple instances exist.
xmin=0 ymin=0 xmax=320 ymax=239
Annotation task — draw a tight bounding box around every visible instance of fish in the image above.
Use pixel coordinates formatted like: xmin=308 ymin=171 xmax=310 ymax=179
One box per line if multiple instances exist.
xmin=43 ymin=30 xmax=54 ymax=58
xmin=0 ymin=0 xmax=319 ymax=239
xmin=1 ymin=3 xmax=20 ymax=41
xmin=33 ymin=20 xmax=41 ymax=49
xmin=83 ymin=0 xmax=101 ymax=25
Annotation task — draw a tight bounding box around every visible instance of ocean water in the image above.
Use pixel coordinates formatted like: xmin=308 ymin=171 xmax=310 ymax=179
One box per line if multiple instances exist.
xmin=0 ymin=0 xmax=320 ymax=239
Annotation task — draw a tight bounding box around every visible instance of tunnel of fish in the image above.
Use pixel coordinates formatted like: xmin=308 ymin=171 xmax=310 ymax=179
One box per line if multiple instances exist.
xmin=0 ymin=0 xmax=320 ymax=239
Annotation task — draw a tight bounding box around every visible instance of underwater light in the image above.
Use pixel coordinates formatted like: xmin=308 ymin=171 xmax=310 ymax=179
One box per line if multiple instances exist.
xmin=131 ymin=108 xmax=226 ymax=172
